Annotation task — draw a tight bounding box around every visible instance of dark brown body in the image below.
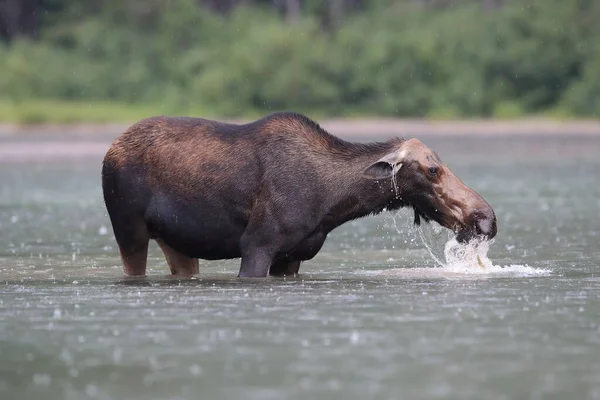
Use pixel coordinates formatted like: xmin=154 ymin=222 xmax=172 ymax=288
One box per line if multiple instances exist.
xmin=102 ymin=112 xmax=496 ymax=277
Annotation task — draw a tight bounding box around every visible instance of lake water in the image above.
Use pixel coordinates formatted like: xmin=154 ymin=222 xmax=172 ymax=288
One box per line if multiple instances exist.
xmin=1 ymin=134 xmax=599 ymax=400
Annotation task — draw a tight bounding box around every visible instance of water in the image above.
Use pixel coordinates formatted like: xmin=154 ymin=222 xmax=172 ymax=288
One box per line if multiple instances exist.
xmin=1 ymin=134 xmax=600 ymax=400
xmin=412 ymin=222 xmax=551 ymax=276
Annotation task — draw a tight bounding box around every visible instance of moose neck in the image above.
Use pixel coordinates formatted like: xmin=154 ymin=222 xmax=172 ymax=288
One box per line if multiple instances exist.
xmin=320 ymin=138 xmax=406 ymax=231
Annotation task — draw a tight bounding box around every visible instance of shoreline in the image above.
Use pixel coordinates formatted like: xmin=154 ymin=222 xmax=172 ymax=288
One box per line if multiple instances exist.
xmin=2 ymin=118 xmax=600 ymax=162
xmin=1 ymin=118 xmax=600 ymax=139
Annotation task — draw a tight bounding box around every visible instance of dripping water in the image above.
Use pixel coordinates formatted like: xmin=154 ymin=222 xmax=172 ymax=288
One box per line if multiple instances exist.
xmin=416 ymin=220 xmax=450 ymax=267
xmin=389 ymin=212 xmax=550 ymax=276
xmin=390 ymin=163 xmax=401 ymax=199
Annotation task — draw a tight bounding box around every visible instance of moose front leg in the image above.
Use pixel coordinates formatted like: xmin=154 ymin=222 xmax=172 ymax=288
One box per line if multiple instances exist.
xmin=269 ymin=259 xmax=301 ymax=277
xmin=238 ymin=248 xmax=274 ymax=278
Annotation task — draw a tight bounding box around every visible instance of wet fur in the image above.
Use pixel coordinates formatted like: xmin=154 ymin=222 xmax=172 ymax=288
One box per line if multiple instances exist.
xmin=102 ymin=112 xmax=433 ymax=277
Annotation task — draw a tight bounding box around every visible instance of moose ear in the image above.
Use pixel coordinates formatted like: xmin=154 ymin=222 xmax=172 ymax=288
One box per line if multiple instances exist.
xmin=363 ymin=162 xmax=396 ymax=179
xmin=363 ymin=151 xmax=405 ymax=180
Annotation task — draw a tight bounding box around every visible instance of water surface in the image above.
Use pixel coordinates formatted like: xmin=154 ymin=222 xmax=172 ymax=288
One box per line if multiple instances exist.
xmin=1 ymin=134 xmax=599 ymax=400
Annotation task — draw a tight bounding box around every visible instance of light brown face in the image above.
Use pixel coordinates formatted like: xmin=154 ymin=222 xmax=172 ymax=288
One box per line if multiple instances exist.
xmin=364 ymin=138 xmax=497 ymax=242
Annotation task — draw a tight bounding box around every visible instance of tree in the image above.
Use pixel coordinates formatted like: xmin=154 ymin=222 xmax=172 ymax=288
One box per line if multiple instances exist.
xmin=482 ymin=0 xmax=502 ymax=11
xmin=0 ymin=0 xmax=42 ymax=40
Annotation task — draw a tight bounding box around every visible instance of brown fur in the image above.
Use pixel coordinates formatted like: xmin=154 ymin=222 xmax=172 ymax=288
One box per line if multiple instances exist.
xmin=156 ymin=239 xmax=199 ymax=276
xmin=102 ymin=112 xmax=496 ymax=278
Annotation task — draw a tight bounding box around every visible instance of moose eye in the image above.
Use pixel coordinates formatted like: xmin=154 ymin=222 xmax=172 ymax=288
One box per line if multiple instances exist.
xmin=428 ymin=166 xmax=438 ymax=176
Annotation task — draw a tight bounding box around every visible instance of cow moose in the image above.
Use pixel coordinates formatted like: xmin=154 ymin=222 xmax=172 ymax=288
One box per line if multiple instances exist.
xmin=102 ymin=112 xmax=497 ymax=277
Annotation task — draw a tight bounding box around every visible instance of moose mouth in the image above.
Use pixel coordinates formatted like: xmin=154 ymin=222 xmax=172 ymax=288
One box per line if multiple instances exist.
xmin=411 ymin=205 xmax=482 ymax=244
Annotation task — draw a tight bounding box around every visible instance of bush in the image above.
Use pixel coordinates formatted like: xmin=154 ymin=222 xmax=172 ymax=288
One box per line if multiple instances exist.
xmin=0 ymin=0 xmax=598 ymax=120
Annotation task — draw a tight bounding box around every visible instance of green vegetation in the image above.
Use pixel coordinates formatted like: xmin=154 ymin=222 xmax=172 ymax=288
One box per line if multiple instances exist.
xmin=0 ymin=0 xmax=599 ymax=123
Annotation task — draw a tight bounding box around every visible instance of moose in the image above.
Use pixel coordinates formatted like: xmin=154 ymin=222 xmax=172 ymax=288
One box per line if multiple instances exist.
xmin=102 ymin=112 xmax=497 ymax=277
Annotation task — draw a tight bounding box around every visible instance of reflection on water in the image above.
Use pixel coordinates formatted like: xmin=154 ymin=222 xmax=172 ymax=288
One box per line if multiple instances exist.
xmin=1 ymin=135 xmax=600 ymax=400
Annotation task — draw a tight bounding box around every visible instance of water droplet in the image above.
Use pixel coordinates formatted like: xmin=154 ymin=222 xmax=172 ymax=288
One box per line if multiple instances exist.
xmin=189 ymin=364 xmax=203 ymax=376
xmin=113 ymin=348 xmax=122 ymax=363
xmin=85 ymin=384 xmax=98 ymax=397
xmin=32 ymin=373 xmax=51 ymax=386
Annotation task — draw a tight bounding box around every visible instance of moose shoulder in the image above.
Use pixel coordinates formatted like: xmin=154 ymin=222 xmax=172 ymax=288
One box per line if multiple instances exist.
xmin=102 ymin=112 xmax=497 ymax=278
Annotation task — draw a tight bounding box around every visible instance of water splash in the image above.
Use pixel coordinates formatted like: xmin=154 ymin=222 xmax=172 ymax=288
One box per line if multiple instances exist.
xmin=441 ymin=236 xmax=495 ymax=272
xmin=439 ymin=237 xmax=550 ymax=276
xmin=389 ymin=212 xmax=550 ymax=277
xmin=416 ymin=217 xmax=452 ymax=267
